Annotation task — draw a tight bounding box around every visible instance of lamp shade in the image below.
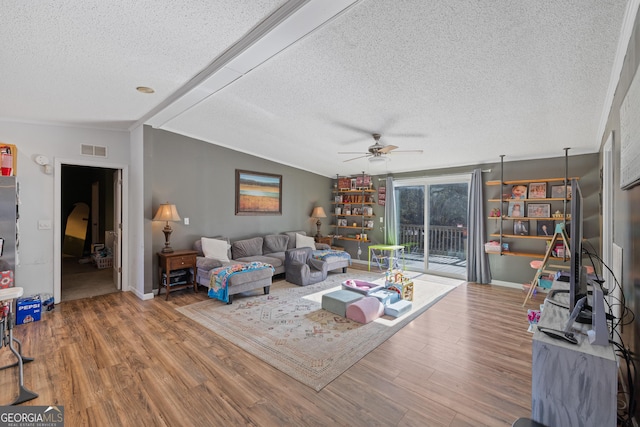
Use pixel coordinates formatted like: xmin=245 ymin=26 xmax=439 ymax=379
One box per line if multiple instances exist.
xmin=153 ymin=203 xmax=181 ymax=222
xmin=311 ymin=206 xmax=327 ymax=218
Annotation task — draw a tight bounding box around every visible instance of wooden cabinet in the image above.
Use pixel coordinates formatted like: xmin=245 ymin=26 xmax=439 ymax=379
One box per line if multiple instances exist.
xmin=332 ymin=174 xmax=375 ymax=243
xmin=486 ymin=177 xmax=576 ymax=259
xmin=315 ymin=236 xmax=332 ymax=245
xmin=157 ymin=250 xmax=198 ymax=300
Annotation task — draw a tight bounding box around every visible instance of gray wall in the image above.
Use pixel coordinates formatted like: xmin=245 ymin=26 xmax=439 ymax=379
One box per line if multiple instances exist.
xmin=601 ymin=3 xmax=640 ymax=409
xmin=143 ymin=128 xmax=331 ymax=292
xmin=357 ymin=153 xmax=598 ymax=285
xmin=481 ymin=153 xmax=599 ymax=285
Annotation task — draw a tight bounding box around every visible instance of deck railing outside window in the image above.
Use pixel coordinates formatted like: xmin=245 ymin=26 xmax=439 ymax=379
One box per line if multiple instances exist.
xmin=399 ymin=224 xmax=467 ymax=259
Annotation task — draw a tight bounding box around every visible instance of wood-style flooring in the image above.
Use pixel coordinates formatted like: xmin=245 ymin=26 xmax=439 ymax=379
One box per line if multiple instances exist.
xmin=0 ymin=266 xmax=539 ymax=426
xmin=61 ymin=256 xmax=119 ymax=301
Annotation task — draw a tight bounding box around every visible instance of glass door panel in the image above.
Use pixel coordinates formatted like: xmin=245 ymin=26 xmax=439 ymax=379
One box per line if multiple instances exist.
xmin=395 ymin=178 xmax=469 ymax=279
xmin=426 ymin=183 xmax=468 ymax=277
xmin=396 ymin=186 xmax=425 ymax=269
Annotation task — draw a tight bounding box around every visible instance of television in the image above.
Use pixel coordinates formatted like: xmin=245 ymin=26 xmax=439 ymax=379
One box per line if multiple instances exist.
xmin=569 ymin=178 xmax=588 ymax=312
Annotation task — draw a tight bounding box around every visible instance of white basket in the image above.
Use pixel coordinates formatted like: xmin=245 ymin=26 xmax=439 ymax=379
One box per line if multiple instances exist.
xmin=93 ymin=256 xmax=113 ymax=269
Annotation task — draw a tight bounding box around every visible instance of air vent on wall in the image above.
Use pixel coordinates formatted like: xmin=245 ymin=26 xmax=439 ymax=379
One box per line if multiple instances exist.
xmin=81 ymin=144 xmax=108 ymax=157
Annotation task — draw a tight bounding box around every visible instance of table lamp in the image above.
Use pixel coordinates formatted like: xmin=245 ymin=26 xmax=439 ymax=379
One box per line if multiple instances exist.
xmin=153 ymin=203 xmax=181 ymax=253
xmin=311 ymin=206 xmax=327 ymax=238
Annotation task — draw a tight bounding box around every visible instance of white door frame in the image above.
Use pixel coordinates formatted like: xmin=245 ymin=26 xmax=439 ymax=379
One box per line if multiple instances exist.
xmin=54 ymin=158 xmax=129 ymax=303
xmin=113 ymin=169 xmax=123 ymax=290
xmin=602 ymin=133 xmax=617 ymax=322
xmin=91 ymin=181 xmax=99 ymax=246
xmin=394 ymin=173 xmax=471 ymax=278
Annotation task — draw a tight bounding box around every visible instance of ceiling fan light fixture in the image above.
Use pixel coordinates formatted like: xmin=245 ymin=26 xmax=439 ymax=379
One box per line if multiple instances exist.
xmin=368 ymin=156 xmax=388 ymax=163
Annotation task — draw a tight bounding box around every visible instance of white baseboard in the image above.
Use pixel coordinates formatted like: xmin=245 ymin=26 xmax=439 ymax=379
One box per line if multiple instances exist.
xmin=129 ymin=288 xmax=156 ymax=300
xmin=349 ymin=261 xmax=534 ymax=292
xmin=489 ymin=279 xmax=523 ymax=289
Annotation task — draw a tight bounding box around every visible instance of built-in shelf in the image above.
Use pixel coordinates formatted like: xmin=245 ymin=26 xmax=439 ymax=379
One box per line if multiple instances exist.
xmin=333 ymin=174 xmax=375 ymax=243
xmin=490 ymin=233 xmax=566 ymax=240
xmin=486 ymin=168 xmax=574 ymax=259
xmin=486 ymin=177 xmax=579 ymax=186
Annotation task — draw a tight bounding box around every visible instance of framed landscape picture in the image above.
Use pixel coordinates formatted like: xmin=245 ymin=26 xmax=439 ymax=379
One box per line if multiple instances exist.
xmin=528 ymin=182 xmax=547 ymax=199
xmin=235 ymin=170 xmax=282 ymax=215
xmin=527 ymin=203 xmax=550 ymax=218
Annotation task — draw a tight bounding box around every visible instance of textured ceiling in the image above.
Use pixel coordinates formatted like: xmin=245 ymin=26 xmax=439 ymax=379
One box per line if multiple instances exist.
xmin=0 ymin=0 xmax=285 ymax=128
xmin=1 ymin=0 xmax=631 ymax=177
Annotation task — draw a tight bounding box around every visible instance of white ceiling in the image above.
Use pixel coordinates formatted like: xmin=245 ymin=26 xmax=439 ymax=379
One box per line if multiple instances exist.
xmin=1 ymin=0 xmax=632 ymax=177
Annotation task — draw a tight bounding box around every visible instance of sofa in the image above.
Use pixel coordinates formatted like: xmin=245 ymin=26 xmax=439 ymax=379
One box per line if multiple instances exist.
xmin=193 ymin=231 xmax=348 ymax=303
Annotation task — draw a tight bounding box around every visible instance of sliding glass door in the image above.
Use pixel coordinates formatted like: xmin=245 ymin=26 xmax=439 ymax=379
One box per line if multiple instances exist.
xmin=395 ymin=175 xmax=470 ymax=278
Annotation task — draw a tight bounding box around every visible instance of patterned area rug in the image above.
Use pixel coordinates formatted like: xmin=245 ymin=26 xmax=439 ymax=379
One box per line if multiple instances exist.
xmin=177 ymin=271 xmax=462 ymax=391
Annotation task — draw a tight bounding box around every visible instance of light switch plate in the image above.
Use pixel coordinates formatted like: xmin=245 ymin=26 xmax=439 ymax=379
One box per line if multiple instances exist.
xmin=38 ymin=219 xmax=52 ymax=230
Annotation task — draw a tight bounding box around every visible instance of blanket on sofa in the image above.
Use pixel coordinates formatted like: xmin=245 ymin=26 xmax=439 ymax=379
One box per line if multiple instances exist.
xmin=208 ymin=262 xmax=275 ymax=303
xmin=312 ymin=250 xmax=352 ymax=264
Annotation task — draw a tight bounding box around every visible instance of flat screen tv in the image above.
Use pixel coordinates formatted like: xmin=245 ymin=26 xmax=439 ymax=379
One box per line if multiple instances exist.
xmin=569 ymin=178 xmax=588 ymax=312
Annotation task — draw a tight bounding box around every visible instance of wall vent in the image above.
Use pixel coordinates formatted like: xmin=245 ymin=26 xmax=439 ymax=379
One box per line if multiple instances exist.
xmin=81 ymin=144 xmax=108 ymax=157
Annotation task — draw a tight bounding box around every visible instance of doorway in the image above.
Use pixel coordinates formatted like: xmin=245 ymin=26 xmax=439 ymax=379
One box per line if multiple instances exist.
xmin=60 ymin=165 xmax=121 ymax=301
xmin=394 ymin=174 xmax=470 ymax=278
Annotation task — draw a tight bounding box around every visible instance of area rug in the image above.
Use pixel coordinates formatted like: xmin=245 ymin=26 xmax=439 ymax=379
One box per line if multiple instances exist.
xmin=177 ymin=271 xmax=462 ymax=391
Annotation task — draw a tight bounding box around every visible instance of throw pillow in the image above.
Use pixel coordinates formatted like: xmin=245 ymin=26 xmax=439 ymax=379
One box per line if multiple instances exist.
xmin=201 ymin=237 xmax=230 ymax=262
xmin=231 ymin=237 xmax=263 ymax=259
xmin=296 ymin=233 xmax=315 ymax=249
xmin=263 ymin=234 xmax=289 ymax=254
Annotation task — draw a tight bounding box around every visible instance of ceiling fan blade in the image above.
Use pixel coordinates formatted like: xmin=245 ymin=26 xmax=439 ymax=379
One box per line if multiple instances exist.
xmin=384 ymin=132 xmax=426 ymax=139
xmin=343 ymin=154 xmax=370 ymax=162
xmin=338 ymin=151 xmax=367 ymax=155
xmin=378 ymin=145 xmax=398 ymax=154
xmin=390 ymin=149 xmax=424 ymax=154
xmin=332 ymin=121 xmax=373 ymax=135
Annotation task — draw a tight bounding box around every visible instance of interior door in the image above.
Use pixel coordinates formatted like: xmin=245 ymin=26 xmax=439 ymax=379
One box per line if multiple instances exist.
xmin=91 ymin=181 xmax=99 ymax=245
xmin=113 ymin=169 xmax=122 ymax=290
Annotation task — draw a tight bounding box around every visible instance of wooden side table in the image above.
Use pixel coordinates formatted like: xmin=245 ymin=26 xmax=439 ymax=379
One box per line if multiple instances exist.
xmin=315 ymin=236 xmax=332 ymax=245
xmin=157 ymin=250 xmax=198 ymax=300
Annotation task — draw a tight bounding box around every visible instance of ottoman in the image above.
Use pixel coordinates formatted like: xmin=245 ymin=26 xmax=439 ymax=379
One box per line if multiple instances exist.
xmin=346 ymin=296 xmax=384 ymax=324
xmin=321 ymin=290 xmax=362 ymax=317
xmin=200 ymin=263 xmax=274 ymax=304
xmin=384 ymin=299 xmax=413 ymax=318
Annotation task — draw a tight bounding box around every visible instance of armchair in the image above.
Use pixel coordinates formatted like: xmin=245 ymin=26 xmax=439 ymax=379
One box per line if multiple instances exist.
xmin=285 ymin=247 xmax=329 ymax=286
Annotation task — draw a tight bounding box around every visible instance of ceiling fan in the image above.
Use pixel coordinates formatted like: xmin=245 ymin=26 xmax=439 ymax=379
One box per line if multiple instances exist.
xmin=338 ymin=133 xmax=423 ymax=162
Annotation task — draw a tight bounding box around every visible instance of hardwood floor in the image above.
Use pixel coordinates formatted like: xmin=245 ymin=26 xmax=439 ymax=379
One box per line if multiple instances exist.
xmin=0 ymin=267 xmax=539 ymax=426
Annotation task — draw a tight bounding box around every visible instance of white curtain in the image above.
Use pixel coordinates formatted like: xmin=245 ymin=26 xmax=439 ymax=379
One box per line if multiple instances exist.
xmin=384 ymin=176 xmax=397 ymax=245
xmin=466 ymin=169 xmax=492 ymax=283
